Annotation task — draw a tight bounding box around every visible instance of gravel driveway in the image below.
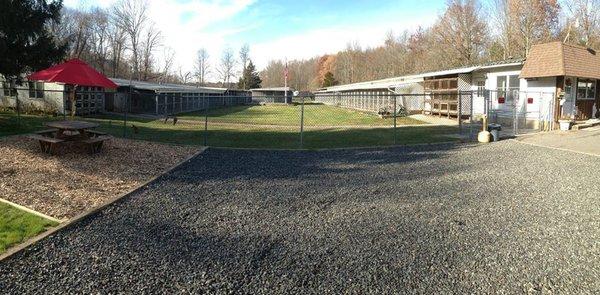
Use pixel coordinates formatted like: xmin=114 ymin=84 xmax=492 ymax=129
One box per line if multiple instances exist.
xmin=0 ymin=141 xmax=598 ymax=294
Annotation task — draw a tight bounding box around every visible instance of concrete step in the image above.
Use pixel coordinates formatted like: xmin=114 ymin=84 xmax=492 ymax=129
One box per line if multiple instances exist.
xmin=572 ymin=120 xmax=600 ymax=130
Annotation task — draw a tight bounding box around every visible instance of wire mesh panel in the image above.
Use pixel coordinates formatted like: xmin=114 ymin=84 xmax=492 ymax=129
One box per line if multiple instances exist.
xmin=2 ymin=84 xmax=561 ymax=149
xmin=202 ymin=94 xmax=300 ymax=149
xmin=301 ymin=93 xmax=397 ymax=148
xmin=485 ymin=90 xmax=556 ymax=136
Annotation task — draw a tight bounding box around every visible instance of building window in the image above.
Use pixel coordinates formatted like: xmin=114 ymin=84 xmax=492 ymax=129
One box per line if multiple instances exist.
xmin=28 ymin=81 xmax=44 ymax=99
xmin=2 ymin=81 xmax=11 ymax=96
xmin=497 ymin=75 xmax=520 ymax=103
xmin=577 ymin=79 xmax=596 ymax=100
xmin=476 ymin=81 xmax=485 ymax=97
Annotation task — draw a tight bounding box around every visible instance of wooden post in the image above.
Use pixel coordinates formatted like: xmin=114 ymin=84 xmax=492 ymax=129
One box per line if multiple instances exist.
xmin=70 ymin=87 xmax=76 ymax=118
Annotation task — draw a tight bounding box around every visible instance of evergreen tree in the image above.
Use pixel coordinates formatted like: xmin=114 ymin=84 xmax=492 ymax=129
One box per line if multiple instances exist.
xmin=237 ymin=60 xmax=262 ymax=90
xmin=0 ymin=0 xmax=67 ymax=82
xmin=322 ymin=71 xmax=338 ymax=87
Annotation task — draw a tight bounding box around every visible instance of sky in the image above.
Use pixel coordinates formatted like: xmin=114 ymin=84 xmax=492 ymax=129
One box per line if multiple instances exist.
xmin=64 ymin=0 xmax=448 ymax=81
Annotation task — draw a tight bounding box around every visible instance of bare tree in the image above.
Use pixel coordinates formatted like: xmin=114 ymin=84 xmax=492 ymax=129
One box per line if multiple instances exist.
xmin=107 ymin=17 xmax=127 ymax=77
xmin=161 ymin=46 xmax=176 ymax=83
xmin=61 ymin=8 xmax=92 ymax=59
xmin=238 ymin=44 xmax=250 ymax=88
xmin=178 ymin=67 xmax=192 ymax=84
xmin=563 ymin=0 xmax=600 ymax=47
xmin=217 ymin=47 xmax=236 ymax=85
xmin=89 ymin=8 xmax=110 ymax=74
xmin=140 ymin=22 xmax=161 ymax=80
xmin=491 ymin=0 xmax=514 ymax=59
xmin=113 ymin=0 xmax=149 ymax=80
xmin=260 ymin=60 xmax=285 ymax=87
xmin=432 ymin=0 xmax=488 ymax=66
xmin=194 ymin=48 xmax=210 ymax=85
xmin=493 ymin=0 xmax=561 ymax=57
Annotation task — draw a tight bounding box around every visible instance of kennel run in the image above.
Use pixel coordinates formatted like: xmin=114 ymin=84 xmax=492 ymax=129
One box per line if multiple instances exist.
xmin=315 ymin=41 xmax=600 ymax=131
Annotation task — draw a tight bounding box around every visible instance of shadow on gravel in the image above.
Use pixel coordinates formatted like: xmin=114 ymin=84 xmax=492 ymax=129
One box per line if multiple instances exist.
xmin=17 ymin=203 xmax=458 ymax=293
xmin=168 ymin=143 xmax=475 ymax=183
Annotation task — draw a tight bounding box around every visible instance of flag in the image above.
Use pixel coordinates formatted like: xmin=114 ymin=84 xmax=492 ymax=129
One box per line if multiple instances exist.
xmin=284 ymin=62 xmax=288 ymax=80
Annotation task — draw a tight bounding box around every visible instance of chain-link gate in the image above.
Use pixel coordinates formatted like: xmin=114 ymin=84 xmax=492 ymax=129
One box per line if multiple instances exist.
xmin=484 ymin=90 xmax=555 ymax=136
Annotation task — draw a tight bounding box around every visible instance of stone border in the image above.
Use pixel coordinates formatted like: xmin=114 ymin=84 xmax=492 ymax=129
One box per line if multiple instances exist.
xmin=0 ymin=198 xmax=62 ymax=224
xmin=0 ymin=147 xmax=207 ymax=262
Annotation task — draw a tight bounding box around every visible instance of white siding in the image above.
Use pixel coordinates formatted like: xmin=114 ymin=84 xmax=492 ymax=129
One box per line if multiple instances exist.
xmin=0 ymin=81 xmax=66 ymax=114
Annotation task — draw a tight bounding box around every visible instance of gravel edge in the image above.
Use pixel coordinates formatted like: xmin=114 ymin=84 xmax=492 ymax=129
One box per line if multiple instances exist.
xmin=0 ymin=147 xmax=208 ymax=262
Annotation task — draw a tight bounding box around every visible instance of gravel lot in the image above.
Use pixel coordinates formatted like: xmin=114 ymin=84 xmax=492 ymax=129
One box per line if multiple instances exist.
xmin=0 ymin=141 xmax=598 ymax=294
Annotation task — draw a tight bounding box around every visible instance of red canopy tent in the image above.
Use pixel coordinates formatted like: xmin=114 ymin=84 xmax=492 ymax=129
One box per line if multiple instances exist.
xmin=27 ymin=58 xmax=118 ymax=116
xmin=27 ymin=58 xmax=117 ymax=89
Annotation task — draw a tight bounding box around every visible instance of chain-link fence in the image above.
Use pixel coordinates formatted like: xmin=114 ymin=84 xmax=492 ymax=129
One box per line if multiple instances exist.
xmin=2 ymin=87 xmax=483 ymax=148
xmin=483 ymin=90 xmax=556 ymax=136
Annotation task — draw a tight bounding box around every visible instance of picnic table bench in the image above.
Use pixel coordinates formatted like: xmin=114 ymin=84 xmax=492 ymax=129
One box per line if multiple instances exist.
xmin=83 ymin=135 xmax=112 ymax=154
xmin=34 ymin=129 xmax=59 ymax=137
xmin=86 ymin=130 xmax=108 ymax=137
xmin=26 ymin=120 xmax=112 ymax=155
xmin=26 ymin=134 xmax=65 ymax=155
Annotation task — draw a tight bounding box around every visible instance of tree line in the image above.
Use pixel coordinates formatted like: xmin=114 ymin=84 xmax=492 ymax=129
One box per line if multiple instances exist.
xmin=1 ymin=0 xmax=262 ymax=89
xmin=3 ymin=0 xmax=600 ymax=91
xmin=260 ymin=0 xmax=600 ymax=90
xmin=55 ymin=0 xmax=263 ymax=89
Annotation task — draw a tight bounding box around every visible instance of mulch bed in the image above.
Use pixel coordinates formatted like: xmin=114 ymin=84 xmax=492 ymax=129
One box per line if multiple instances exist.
xmin=0 ymin=136 xmax=198 ymax=220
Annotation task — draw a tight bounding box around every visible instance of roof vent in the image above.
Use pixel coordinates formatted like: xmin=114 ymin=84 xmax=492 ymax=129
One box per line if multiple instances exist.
xmin=588 ymin=48 xmax=597 ymax=55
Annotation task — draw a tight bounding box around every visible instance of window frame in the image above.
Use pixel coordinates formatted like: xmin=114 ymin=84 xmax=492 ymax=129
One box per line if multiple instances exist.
xmin=475 ymin=81 xmax=485 ymax=97
xmin=496 ymin=74 xmax=520 ymax=103
xmin=2 ymin=81 xmax=12 ymax=97
xmin=576 ymin=79 xmax=596 ymax=101
xmin=28 ymin=81 xmax=45 ymax=99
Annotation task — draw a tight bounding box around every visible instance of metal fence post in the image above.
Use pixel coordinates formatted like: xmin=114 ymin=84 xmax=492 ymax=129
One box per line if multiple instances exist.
xmin=63 ymin=89 xmax=67 ymax=120
xmin=469 ymin=91 xmax=474 ymax=137
xmin=124 ymin=86 xmax=130 ymax=138
xmin=300 ymin=96 xmax=305 ymax=149
xmin=204 ymin=96 xmax=209 ymax=147
xmin=513 ymin=90 xmax=518 ymax=136
xmin=15 ymin=89 xmax=20 ymax=127
xmin=458 ymin=91 xmax=463 ymax=134
xmin=393 ymin=94 xmax=397 ymax=145
xmin=9 ymin=79 xmax=20 ymax=126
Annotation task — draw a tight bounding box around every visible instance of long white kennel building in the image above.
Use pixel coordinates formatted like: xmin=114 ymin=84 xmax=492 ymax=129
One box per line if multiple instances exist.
xmin=316 ymin=41 xmax=600 ymax=129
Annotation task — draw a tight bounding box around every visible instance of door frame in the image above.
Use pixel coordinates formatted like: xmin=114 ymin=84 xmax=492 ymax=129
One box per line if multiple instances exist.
xmin=575 ymin=77 xmax=597 ymax=120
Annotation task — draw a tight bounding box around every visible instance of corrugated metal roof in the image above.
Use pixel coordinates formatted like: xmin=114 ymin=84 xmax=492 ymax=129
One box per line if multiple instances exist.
xmin=318 ymin=58 xmax=525 ymax=93
xmin=316 ymin=76 xmax=424 ymax=93
xmin=110 ymin=78 xmax=227 ymax=94
xmin=250 ymin=87 xmax=294 ymax=92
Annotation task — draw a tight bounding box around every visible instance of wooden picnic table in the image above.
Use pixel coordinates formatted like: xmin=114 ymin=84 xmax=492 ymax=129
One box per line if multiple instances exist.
xmin=45 ymin=120 xmax=100 ymax=140
xmin=28 ymin=120 xmax=111 ymax=154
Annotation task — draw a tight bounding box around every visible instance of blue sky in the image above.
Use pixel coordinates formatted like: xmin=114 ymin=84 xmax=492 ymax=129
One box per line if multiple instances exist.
xmin=65 ymin=0 xmax=449 ymax=79
xmin=217 ymin=0 xmax=445 ymax=44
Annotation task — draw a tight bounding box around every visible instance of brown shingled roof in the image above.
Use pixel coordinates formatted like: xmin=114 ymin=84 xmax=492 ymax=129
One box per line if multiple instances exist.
xmin=520 ymin=41 xmax=600 ymax=79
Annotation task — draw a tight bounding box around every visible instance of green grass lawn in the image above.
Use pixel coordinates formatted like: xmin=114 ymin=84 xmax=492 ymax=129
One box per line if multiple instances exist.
xmin=0 ymin=202 xmax=58 ymax=254
xmin=180 ymin=104 xmax=424 ymax=126
xmin=1 ymin=107 xmax=459 ymax=149
xmin=0 ymin=111 xmax=63 ymax=137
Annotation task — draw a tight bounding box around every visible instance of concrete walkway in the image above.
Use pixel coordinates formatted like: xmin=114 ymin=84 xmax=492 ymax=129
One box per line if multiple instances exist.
xmin=409 ymin=114 xmax=459 ymax=126
xmin=515 ymin=127 xmax=600 ymax=156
